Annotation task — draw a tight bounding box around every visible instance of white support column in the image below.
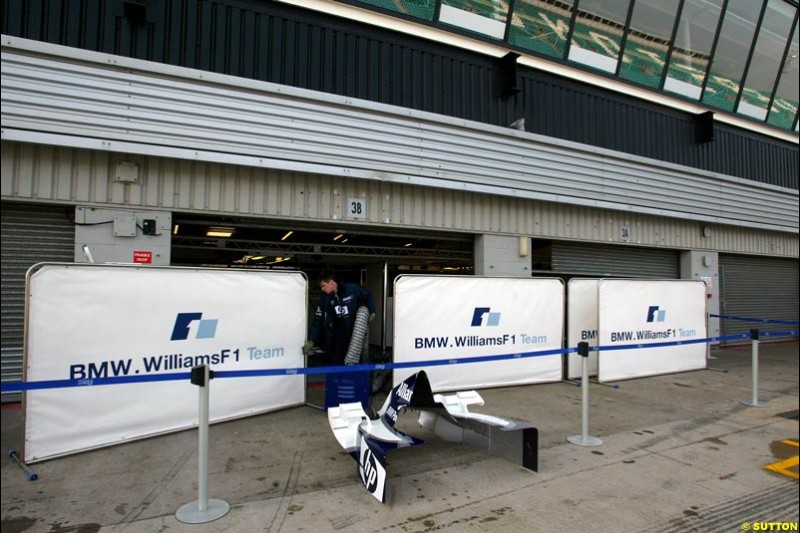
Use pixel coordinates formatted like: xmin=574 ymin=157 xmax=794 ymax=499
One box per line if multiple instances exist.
xmin=680 ymin=250 xmax=719 ymax=340
xmin=474 ymin=235 xmax=531 ymax=277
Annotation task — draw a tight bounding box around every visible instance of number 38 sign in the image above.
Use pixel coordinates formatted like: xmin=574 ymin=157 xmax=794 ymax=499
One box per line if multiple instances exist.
xmin=348 ymin=198 xmax=366 ymax=220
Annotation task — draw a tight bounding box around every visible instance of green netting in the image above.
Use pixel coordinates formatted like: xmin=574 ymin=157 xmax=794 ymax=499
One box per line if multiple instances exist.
xmin=740 ymin=88 xmax=771 ymax=107
xmin=768 ymin=98 xmax=798 ymax=128
xmin=571 ymin=19 xmax=621 ymax=58
xmin=508 ymin=3 xmax=571 ymax=58
xmin=618 ymin=44 xmax=665 ymax=88
xmin=702 ymin=81 xmax=737 ymax=111
xmin=443 ymin=0 xmax=507 ymax=22
xmin=666 ymin=60 xmax=703 ymax=86
xmin=358 ymin=0 xmax=435 ymax=20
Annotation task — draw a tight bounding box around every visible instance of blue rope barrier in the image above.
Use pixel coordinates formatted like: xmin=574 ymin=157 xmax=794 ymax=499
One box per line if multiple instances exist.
xmin=2 ymin=346 xmax=577 ymax=392
xmin=709 ymin=314 xmax=799 ymax=325
xmin=760 ymin=329 xmax=800 ymax=338
xmin=2 ymin=329 xmax=796 ymax=393
xmin=5 ymin=371 xmax=192 ymax=392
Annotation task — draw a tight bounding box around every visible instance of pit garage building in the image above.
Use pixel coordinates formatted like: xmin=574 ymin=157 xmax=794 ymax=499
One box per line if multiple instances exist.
xmin=1 ymin=0 xmax=798 ymax=400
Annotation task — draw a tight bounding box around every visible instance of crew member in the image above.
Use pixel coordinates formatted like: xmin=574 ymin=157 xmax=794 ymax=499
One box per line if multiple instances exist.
xmin=304 ymin=273 xmax=376 ymax=365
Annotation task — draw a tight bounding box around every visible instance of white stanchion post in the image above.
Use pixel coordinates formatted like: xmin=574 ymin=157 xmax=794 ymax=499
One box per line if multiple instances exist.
xmin=176 ymin=365 xmax=230 ymax=524
xmin=568 ymin=342 xmax=603 ymax=447
xmin=740 ymin=329 xmax=770 ymax=408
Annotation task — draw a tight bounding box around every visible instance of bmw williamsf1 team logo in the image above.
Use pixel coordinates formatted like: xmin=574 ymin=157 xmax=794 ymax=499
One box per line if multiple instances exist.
xmin=170 ymin=312 xmax=218 ymax=340
xmin=470 ymin=307 xmax=501 ymax=327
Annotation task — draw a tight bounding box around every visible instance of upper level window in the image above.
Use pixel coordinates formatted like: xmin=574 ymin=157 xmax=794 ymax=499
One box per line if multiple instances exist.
xmin=768 ymin=22 xmax=798 ymax=129
xmin=702 ymin=0 xmax=764 ymax=112
xmin=349 ymin=0 xmax=798 ymax=132
xmin=509 ymin=0 xmax=577 ymax=59
xmin=567 ymin=0 xmax=631 ymax=74
xmin=663 ymin=0 xmax=724 ymax=99
xmin=619 ymin=0 xmax=681 ymax=89
xmin=737 ymin=0 xmax=795 ymax=121
xmin=358 ymin=0 xmax=436 ymax=20
xmin=438 ymin=0 xmax=510 ymax=39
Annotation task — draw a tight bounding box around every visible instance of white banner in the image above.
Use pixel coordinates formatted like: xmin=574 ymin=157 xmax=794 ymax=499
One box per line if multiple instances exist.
xmin=567 ymin=279 xmax=600 ymax=380
xmin=24 ymin=264 xmax=306 ymax=462
xmin=597 ymin=279 xmax=707 ymax=382
xmin=393 ymin=276 xmax=564 ymax=391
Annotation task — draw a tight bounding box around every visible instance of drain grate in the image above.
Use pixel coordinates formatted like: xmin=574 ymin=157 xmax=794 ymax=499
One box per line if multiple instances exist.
xmin=776 ymin=409 xmax=799 ymax=420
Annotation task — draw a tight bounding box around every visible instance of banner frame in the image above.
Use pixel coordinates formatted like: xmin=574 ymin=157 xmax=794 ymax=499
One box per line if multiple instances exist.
xmin=392 ymin=274 xmax=566 ymax=392
xmin=566 ymin=278 xmax=601 ymax=380
xmin=596 ymin=278 xmax=708 ymax=383
xmin=22 ymin=262 xmax=308 ymax=463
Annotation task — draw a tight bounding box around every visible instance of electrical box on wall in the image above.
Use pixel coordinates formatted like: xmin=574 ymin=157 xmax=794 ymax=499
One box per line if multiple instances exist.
xmin=75 ymin=207 xmax=171 ymax=265
xmin=142 ymin=219 xmax=157 ymax=235
xmin=113 ymin=216 xmax=137 ymax=237
xmin=115 ymin=161 xmax=139 ymax=183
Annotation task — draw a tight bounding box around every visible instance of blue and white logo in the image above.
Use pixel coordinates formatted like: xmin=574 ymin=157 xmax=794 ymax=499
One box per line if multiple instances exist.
xmin=171 ymin=312 xmax=218 ymax=341
xmin=646 ymin=306 xmax=666 ymax=323
xmin=471 ymin=307 xmax=501 ymax=327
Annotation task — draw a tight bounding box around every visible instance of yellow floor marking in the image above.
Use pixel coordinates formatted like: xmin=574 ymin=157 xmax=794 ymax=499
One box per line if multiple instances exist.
xmin=765 ymin=439 xmax=799 ymax=479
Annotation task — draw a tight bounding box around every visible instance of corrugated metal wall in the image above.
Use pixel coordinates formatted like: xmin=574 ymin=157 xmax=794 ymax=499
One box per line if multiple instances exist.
xmin=521 ymin=75 xmax=798 ymax=190
xmin=3 ymin=141 xmax=798 ymax=258
xmin=718 ymin=255 xmax=799 ymax=343
xmin=551 ymin=242 xmax=679 ymax=278
xmin=2 ymin=43 xmax=797 ymax=235
xmin=0 ymin=202 xmax=75 ymax=401
xmin=1 ymin=0 xmax=796 ymax=190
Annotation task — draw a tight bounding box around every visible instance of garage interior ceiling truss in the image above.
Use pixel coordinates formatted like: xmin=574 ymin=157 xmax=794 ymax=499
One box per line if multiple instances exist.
xmin=170 ymin=216 xmax=473 ymax=267
xmin=171 ymin=236 xmax=473 ymax=261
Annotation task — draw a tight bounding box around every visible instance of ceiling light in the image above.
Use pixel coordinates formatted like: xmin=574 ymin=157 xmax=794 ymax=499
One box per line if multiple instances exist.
xmin=404 ymin=242 xmax=413 ymax=247
xmin=333 ymin=233 xmax=344 ymax=241
xmin=173 ymin=224 xmax=180 ymax=235
xmin=235 ymin=254 xmax=265 ymax=264
xmin=281 ymin=230 xmax=294 ymax=241
xmin=206 ymin=227 xmax=234 ymax=238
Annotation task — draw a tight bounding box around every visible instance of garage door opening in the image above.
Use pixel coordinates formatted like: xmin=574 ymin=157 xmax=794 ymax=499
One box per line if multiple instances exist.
xmin=170 ymin=214 xmax=473 ymax=408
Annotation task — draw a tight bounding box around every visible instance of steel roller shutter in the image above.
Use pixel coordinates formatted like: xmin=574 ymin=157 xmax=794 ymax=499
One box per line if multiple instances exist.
xmin=719 ymin=254 xmax=799 ymax=344
xmin=551 ymin=242 xmax=679 ymax=279
xmin=1 ymin=202 xmax=75 ymax=402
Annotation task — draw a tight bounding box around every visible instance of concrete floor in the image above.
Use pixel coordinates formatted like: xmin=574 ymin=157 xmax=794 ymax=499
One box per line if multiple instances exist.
xmin=2 ymin=342 xmax=798 ymax=533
